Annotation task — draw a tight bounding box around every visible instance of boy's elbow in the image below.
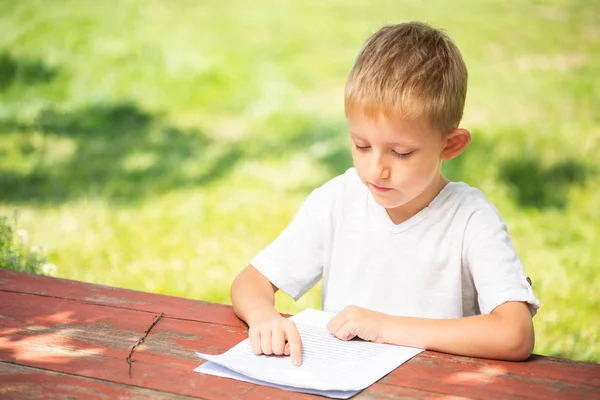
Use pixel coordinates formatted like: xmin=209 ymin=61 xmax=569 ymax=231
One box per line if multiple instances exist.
xmin=502 ymin=322 xmax=535 ymax=361
xmin=505 ymin=339 xmax=533 ymax=361
xmin=490 ymin=302 xmax=535 ymax=361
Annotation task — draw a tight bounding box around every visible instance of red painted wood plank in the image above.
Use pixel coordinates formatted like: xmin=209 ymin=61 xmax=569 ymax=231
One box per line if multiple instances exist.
xmin=0 ymin=362 xmax=200 ymax=399
xmin=0 ymin=291 xmax=256 ymax=400
xmin=10 ymin=269 xmax=594 ymax=385
xmin=0 ymin=293 xmax=598 ymax=399
xmin=0 ymin=269 xmax=245 ymax=327
xmin=2 ymin=290 xmax=599 ymax=399
xmin=407 ymin=351 xmax=600 ymax=389
xmin=383 ymin=355 xmax=600 ymax=400
xmin=0 ymin=291 xmax=456 ymax=399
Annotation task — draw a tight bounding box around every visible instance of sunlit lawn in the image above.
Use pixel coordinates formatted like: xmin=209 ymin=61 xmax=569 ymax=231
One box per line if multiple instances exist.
xmin=1 ymin=0 xmax=598 ymax=362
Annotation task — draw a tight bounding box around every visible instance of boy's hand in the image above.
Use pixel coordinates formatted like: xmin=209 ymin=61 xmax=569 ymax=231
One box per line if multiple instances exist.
xmin=248 ymin=315 xmax=303 ymax=366
xmin=327 ymin=305 xmax=388 ymax=343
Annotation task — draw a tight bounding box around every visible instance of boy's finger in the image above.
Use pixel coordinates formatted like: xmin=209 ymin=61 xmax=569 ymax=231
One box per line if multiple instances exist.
xmin=285 ymin=325 xmax=303 ymax=366
xmin=284 ymin=342 xmax=291 ymax=356
xmin=327 ymin=314 xmax=342 ymax=334
xmin=249 ymin=328 xmax=262 ymax=355
xmin=272 ymin=330 xmax=286 ymax=355
xmin=289 ymin=343 xmax=302 ymax=366
xmin=332 ymin=320 xmax=355 ymax=341
xmin=261 ymin=329 xmax=273 ymax=355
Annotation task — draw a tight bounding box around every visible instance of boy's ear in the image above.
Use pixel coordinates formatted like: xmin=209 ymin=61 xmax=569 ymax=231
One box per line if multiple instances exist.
xmin=441 ymin=128 xmax=471 ymax=160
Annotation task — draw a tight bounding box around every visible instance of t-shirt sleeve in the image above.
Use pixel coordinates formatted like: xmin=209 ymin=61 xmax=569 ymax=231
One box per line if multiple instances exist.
xmin=250 ymin=180 xmax=336 ymax=301
xmin=465 ymin=212 xmax=541 ymax=316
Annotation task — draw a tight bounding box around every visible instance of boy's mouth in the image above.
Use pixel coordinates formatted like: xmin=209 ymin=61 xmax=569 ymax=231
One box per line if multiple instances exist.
xmin=370 ymin=183 xmax=392 ymax=193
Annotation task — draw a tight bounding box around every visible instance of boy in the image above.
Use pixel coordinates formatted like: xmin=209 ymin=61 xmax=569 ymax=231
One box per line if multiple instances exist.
xmin=231 ymin=21 xmax=540 ymax=366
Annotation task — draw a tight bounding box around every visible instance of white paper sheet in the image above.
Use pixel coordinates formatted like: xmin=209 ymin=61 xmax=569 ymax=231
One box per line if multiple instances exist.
xmin=196 ymin=362 xmax=360 ymax=399
xmin=194 ymin=308 xmax=423 ymax=398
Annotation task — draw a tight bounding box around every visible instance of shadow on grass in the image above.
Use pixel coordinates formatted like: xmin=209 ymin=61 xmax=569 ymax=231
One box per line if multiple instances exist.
xmin=499 ymin=157 xmax=590 ymax=209
xmin=444 ymin=129 xmax=592 ymax=210
xmin=0 ymin=102 xmax=243 ymax=204
xmin=0 ymin=52 xmax=59 ymax=90
xmin=0 ymin=52 xmax=356 ymax=205
xmin=0 ymin=99 xmax=354 ymax=205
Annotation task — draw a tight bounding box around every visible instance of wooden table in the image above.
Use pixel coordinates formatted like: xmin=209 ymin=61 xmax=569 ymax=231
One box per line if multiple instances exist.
xmin=1 ymin=270 xmax=598 ymax=399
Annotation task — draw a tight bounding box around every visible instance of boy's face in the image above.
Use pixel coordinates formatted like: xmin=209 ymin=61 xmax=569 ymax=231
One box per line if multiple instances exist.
xmin=348 ymin=112 xmax=452 ymax=219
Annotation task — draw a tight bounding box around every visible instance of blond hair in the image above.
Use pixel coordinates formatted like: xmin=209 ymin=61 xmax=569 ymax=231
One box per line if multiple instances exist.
xmin=345 ymin=22 xmax=468 ymax=133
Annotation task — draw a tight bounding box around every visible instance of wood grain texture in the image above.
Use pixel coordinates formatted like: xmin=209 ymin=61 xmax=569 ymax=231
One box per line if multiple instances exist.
xmin=1 ymin=270 xmax=599 ymax=400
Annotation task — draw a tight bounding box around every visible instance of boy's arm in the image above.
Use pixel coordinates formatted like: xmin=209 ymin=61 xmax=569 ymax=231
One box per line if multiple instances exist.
xmin=231 ymin=265 xmax=280 ymax=325
xmin=328 ymin=301 xmax=534 ymax=361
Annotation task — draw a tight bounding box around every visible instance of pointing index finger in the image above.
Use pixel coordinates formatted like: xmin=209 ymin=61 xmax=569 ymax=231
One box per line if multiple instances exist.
xmin=285 ymin=324 xmax=303 ymax=366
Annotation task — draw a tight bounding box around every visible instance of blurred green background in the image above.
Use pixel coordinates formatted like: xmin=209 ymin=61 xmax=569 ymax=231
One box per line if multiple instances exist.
xmin=1 ymin=0 xmax=598 ymax=362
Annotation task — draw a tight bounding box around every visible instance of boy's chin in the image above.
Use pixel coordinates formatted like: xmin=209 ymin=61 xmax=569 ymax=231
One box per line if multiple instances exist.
xmin=370 ymin=193 xmax=406 ymax=209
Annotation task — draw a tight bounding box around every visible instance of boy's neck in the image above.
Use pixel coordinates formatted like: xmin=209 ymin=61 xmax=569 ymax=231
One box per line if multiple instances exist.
xmin=385 ymin=174 xmax=449 ymax=225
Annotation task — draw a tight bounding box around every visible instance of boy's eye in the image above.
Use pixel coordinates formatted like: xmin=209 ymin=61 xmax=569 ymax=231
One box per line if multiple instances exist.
xmin=354 ymin=144 xmax=370 ymax=151
xmin=392 ymin=150 xmax=413 ymax=159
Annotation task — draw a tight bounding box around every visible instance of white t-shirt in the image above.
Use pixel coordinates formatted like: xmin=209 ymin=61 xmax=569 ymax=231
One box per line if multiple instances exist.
xmin=252 ymin=168 xmax=540 ymax=318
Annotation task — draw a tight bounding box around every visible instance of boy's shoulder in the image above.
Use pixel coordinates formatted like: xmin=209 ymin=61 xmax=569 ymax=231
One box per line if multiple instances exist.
xmin=437 ymin=182 xmax=509 ymax=238
xmin=440 ymin=182 xmax=497 ymax=209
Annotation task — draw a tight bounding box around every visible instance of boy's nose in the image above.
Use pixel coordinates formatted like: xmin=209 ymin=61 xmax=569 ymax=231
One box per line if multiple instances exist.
xmin=369 ymin=156 xmax=390 ymax=181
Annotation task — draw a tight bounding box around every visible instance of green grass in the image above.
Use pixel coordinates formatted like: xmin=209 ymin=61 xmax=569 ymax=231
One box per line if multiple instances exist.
xmin=1 ymin=0 xmax=598 ymax=362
